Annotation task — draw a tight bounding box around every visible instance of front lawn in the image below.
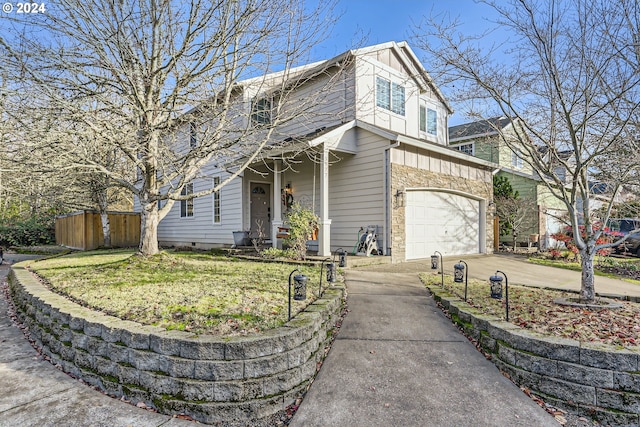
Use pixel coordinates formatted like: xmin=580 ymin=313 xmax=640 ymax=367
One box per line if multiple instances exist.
xmin=26 ymin=249 xmax=330 ymax=336
xmin=420 ymin=272 xmax=640 ymax=348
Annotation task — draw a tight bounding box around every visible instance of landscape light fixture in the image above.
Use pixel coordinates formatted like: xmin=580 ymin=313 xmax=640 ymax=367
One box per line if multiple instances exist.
xmin=288 ymin=269 xmax=308 ymax=321
xmin=319 ymin=258 xmax=331 ymax=297
xmin=454 ymin=260 xmax=469 ymax=302
xmin=489 ymin=270 xmax=510 ymax=321
xmin=432 ymin=251 xmax=444 ymax=287
xmin=334 ymin=247 xmax=347 ymax=268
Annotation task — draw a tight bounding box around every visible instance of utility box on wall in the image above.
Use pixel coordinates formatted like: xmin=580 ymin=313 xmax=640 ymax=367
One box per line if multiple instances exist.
xmin=55 ymin=211 xmax=140 ymax=250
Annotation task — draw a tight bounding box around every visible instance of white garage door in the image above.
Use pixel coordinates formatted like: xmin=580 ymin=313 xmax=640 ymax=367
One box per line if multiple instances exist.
xmin=405 ymin=191 xmax=480 ymax=260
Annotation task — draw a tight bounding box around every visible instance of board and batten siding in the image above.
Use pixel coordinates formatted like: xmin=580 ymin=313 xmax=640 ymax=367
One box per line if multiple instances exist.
xmin=157 ymin=174 xmax=243 ymax=247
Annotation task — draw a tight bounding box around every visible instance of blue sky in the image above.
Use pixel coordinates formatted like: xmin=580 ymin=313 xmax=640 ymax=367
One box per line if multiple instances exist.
xmin=313 ymin=0 xmax=504 ymax=124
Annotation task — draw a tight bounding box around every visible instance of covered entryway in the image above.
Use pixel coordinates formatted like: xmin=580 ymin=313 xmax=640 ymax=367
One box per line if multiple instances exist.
xmin=405 ymin=190 xmax=481 ymax=259
xmin=250 ymin=183 xmax=271 ymax=239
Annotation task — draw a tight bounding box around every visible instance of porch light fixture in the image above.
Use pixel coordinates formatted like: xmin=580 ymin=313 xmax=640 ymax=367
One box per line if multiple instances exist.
xmin=334 ymin=247 xmax=347 ymax=268
xmin=394 ymin=189 xmax=405 ymax=208
xmin=288 ymin=269 xmax=308 ymax=321
xmin=489 ymin=270 xmax=509 ymax=321
xmin=454 ymin=260 xmax=469 ymax=302
xmin=432 ymin=251 xmax=444 ymax=287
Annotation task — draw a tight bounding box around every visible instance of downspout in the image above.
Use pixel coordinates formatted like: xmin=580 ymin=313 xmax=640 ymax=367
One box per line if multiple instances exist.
xmin=384 ymin=140 xmax=401 ymax=259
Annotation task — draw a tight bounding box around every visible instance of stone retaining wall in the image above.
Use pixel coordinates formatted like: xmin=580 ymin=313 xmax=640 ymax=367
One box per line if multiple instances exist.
xmin=427 ymin=285 xmax=640 ymax=427
xmin=8 ymin=266 xmax=345 ymax=426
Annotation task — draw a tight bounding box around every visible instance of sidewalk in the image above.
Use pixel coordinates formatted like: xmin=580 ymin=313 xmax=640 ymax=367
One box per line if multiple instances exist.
xmin=0 ymin=254 xmax=192 ymax=427
xmin=291 ymin=269 xmax=558 ymax=427
xmin=375 ymin=254 xmax=640 ymax=299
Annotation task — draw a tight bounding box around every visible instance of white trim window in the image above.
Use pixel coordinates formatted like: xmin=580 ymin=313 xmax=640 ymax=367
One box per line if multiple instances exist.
xmin=427 ymin=108 xmax=437 ymax=136
xmin=212 ymin=177 xmax=221 ymax=224
xmin=251 ymin=97 xmax=271 ymax=125
xmin=419 ymin=104 xmax=427 ymax=132
xmin=512 ymin=148 xmax=524 ymax=169
xmin=180 ymin=182 xmax=194 ymax=218
xmin=376 ymin=76 xmax=405 ymax=116
xmin=456 ymin=143 xmax=474 ymax=155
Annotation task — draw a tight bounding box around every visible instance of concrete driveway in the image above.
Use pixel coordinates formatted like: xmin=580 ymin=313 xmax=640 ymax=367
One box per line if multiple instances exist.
xmin=372 ymin=253 xmax=640 ymax=299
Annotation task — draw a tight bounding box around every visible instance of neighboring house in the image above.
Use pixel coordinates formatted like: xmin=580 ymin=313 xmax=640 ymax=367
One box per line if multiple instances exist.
xmin=153 ymin=41 xmax=497 ymax=262
xmin=449 ymin=117 xmax=567 ymax=249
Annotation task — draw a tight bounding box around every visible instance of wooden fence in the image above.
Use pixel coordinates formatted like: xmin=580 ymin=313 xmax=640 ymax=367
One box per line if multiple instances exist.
xmin=55 ymin=211 xmax=140 ymax=250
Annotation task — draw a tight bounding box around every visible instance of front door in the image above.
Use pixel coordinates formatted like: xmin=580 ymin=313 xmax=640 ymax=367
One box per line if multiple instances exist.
xmin=250 ymin=183 xmax=271 ymax=239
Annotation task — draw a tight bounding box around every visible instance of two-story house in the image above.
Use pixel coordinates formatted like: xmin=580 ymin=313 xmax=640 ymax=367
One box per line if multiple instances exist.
xmin=449 ymin=117 xmax=567 ymax=249
xmin=154 ymin=41 xmax=497 ymax=262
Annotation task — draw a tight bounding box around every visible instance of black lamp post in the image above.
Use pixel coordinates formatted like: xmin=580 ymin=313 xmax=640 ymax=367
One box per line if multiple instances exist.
xmin=489 ymin=270 xmax=509 ymax=321
xmin=288 ymin=269 xmax=308 ymax=321
xmin=431 ymin=251 xmax=444 ymax=287
xmin=334 ymin=248 xmax=347 ymax=268
xmin=319 ymin=258 xmax=331 ymax=297
xmin=454 ymin=260 xmax=469 ymax=302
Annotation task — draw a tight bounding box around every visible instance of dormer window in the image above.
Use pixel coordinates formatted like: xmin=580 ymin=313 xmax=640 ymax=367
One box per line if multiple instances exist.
xmin=251 ymin=97 xmax=271 ymax=125
xmin=376 ymin=77 xmax=405 ymax=116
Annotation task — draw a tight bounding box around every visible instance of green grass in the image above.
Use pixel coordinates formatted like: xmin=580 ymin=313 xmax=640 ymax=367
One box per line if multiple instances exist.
xmin=26 ymin=250 xmax=331 ymax=336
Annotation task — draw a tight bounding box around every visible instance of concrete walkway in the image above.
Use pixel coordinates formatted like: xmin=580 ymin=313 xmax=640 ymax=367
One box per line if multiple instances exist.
xmin=0 ymin=254 xmax=192 ymax=427
xmin=291 ymin=268 xmax=558 ymax=427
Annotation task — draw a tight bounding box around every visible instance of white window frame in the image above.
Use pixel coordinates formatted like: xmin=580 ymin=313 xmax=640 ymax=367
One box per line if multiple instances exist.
xmin=212 ymin=177 xmax=221 ymax=224
xmin=251 ymin=97 xmax=271 ymax=125
xmin=180 ymin=182 xmax=194 ymax=218
xmin=376 ymin=76 xmax=405 ymax=116
xmin=456 ymin=143 xmax=474 ymax=155
xmin=427 ymin=108 xmax=437 ymax=136
xmin=512 ymin=149 xmax=524 ymax=169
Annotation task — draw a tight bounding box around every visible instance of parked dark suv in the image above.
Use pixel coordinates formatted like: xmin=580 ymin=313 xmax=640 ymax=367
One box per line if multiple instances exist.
xmin=616 ymin=231 xmax=640 ymax=257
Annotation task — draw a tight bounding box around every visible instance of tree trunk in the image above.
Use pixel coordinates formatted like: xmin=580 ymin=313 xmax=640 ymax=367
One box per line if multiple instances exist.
xmin=139 ymin=201 xmax=160 ymax=256
xmin=579 ymin=248 xmax=596 ymax=303
xmin=100 ymin=212 xmax=111 ymax=248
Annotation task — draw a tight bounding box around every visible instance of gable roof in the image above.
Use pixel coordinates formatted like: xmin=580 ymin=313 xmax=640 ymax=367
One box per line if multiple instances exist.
xmin=350 ymin=41 xmax=453 ymax=114
xmin=448 ymin=116 xmax=514 ymax=143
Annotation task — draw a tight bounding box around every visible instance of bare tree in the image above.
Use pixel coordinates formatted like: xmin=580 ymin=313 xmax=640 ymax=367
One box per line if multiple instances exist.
xmin=414 ymin=0 xmax=640 ymax=302
xmin=0 ymin=0 xmax=339 ymax=255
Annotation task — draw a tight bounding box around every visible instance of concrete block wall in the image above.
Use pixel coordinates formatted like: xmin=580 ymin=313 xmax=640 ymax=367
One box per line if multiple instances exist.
xmin=428 ymin=286 xmax=640 ymax=427
xmin=8 ymin=266 xmax=344 ymax=426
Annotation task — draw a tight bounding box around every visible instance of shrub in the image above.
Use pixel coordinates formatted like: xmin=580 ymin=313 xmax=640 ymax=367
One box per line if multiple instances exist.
xmin=284 ymin=202 xmax=319 ymax=260
xmin=0 ymin=213 xmax=56 ymax=247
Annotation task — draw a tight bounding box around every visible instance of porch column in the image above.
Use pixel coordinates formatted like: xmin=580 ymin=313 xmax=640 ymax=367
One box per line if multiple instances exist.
xmin=318 ymin=144 xmax=332 ymax=256
xmin=272 ymin=160 xmax=282 ymax=248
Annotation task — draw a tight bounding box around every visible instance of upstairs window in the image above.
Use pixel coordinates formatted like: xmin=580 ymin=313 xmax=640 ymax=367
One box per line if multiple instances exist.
xmin=376 ymin=77 xmax=405 ymax=116
xmin=251 ymin=97 xmax=271 ymax=125
xmin=212 ymin=177 xmax=221 ymax=224
xmin=189 ymin=122 xmax=197 ymax=148
xmin=419 ymin=104 xmax=426 ymax=132
xmin=427 ymin=108 xmax=437 ymax=135
xmin=512 ymin=149 xmax=524 ymax=169
xmin=456 ymin=143 xmax=474 ymax=155
xmin=180 ymin=182 xmax=194 ymax=218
